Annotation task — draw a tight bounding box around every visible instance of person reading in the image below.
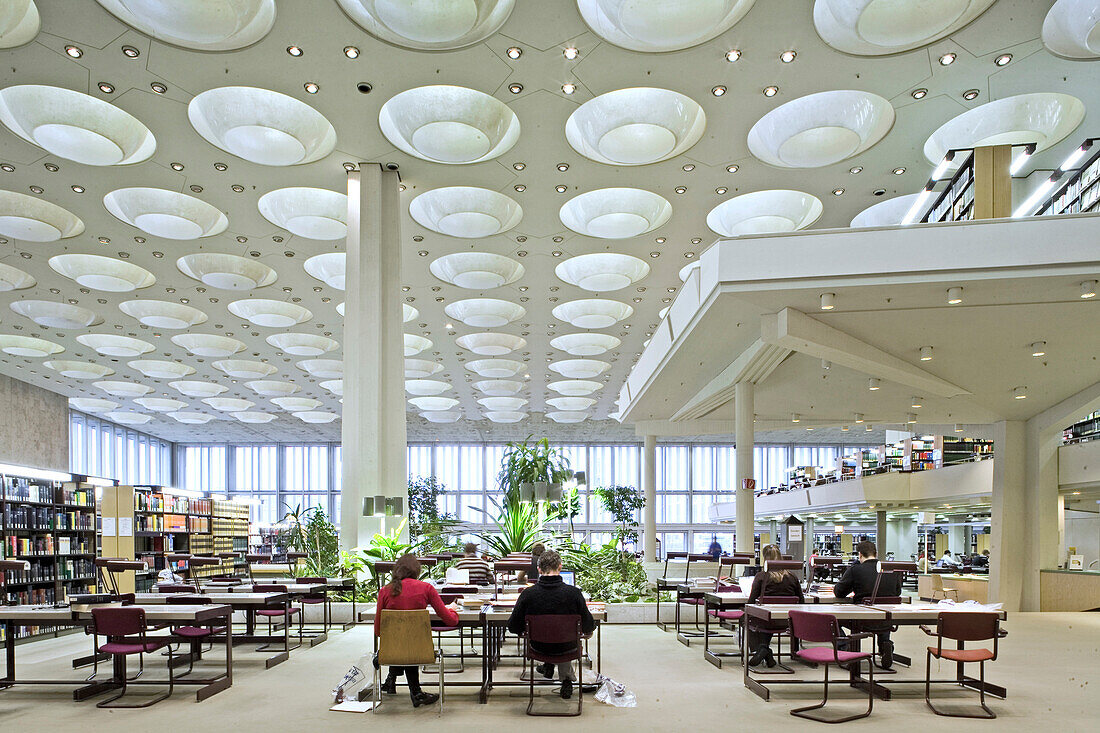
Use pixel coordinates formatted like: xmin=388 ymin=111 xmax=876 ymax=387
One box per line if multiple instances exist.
xmin=747 ymin=544 xmax=804 ymax=668
xmin=454 ymin=542 xmax=493 ymax=586
xmin=833 ymin=539 xmax=901 ymax=668
xmin=528 ymin=542 xmax=546 ymax=582
xmin=507 ymin=550 xmax=594 ymax=700
xmin=374 ymin=554 xmax=459 ymax=707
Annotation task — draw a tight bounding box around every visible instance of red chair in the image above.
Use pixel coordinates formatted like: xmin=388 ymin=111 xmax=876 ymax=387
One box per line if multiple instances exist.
xmin=253 ymin=583 xmax=302 ymax=646
xmin=745 ymin=595 xmax=802 ymax=674
xmin=90 ymin=606 xmax=175 ymax=708
xmin=297 ymin=576 xmax=331 ymax=631
xmin=165 ymin=595 xmax=227 ymax=676
xmin=922 ymin=612 xmax=1005 ymax=719
xmin=524 ymin=614 xmax=583 ymax=717
xmin=157 ymin=583 xmax=198 ymax=593
xmin=788 ymin=609 xmax=875 ymax=723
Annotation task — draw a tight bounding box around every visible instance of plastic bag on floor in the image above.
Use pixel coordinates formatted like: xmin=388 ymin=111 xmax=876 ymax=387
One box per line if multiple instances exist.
xmin=332 ymin=654 xmax=372 ymax=703
xmin=593 ymin=674 xmax=637 ymax=707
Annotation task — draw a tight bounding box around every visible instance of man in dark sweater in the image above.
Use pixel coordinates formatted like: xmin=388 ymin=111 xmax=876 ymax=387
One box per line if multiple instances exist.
xmin=508 ymin=550 xmax=594 ymax=699
xmin=834 ymin=540 xmax=901 ymax=668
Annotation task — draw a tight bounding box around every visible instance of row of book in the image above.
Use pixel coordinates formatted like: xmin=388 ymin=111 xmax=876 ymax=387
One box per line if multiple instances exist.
xmin=1 ymin=478 xmax=56 ymax=504
xmin=4 ymin=533 xmax=54 ymax=557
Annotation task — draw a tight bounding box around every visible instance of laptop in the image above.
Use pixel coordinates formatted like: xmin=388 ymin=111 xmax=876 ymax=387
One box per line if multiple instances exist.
xmin=559 ymin=570 xmax=576 ymax=586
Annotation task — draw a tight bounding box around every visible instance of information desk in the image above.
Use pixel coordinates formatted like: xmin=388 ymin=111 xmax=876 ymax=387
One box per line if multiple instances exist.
xmin=918 ymin=573 xmax=989 ymax=603
xmin=1039 ymin=569 xmax=1100 ymax=611
xmin=741 ymin=602 xmax=1007 ymax=702
xmin=0 ymin=604 xmax=233 ymax=702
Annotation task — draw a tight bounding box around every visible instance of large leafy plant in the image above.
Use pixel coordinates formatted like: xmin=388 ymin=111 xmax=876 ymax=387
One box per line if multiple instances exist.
xmin=407 ymin=475 xmax=463 ymax=552
xmin=473 ymin=496 xmax=550 ymax=557
xmin=497 ymin=437 xmax=572 ymax=511
xmin=341 ymin=518 xmax=417 ymax=601
xmin=561 ymin=541 xmax=653 ymax=602
xmin=594 ymin=485 xmax=646 ymax=554
xmin=280 ymin=504 xmax=340 ymax=577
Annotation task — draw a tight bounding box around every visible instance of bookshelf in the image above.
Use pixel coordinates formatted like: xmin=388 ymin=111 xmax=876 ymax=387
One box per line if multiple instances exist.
xmin=922 ymin=150 xmax=976 ymax=223
xmin=1063 ymin=411 xmax=1100 ymax=445
xmin=1037 ymin=138 xmax=1100 ymax=216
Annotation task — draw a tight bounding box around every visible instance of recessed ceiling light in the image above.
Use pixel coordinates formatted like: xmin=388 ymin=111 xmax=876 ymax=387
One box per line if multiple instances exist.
xmin=711 ymin=85 xmax=726 ymax=97
xmin=854 ymin=413 xmax=864 ymax=423
xmin=939 ymin=52 xmax=956 ymax=65
xmin=655 ymin=237 xmax=666 ymax=243
xmin=911 ymin=88 xmax=928 ymax=99
xmin=28 ymin=185 xmax=42 ymax=194
xmin=691 ymin=237 xmax=701 ymax=244
xmin=506 ymin=46 xmax=522 ymax=59
xmin=170 ymin=162 xmax=184 ymax=171
xmin=343 ymin=46 xmax=359 ymax=58
xmin=563 ymin=47 xmax=579 ymax=60
xmin=1013 ymin=386 xmax=1027 ymax=400
xmin=555 ymin=185 xmax=567 ymax=193
xmin=994 ymin=53 xmax=1012 ymax=66
xmin=685 ymin=252 xmax=695 ymax=258
xmin=508 ymin=83 xmax=523 ymax=94
xmin=906 ymin=413 xmax=917 ymax=423
xmin=121 ymin=45 xmax=140 ymax=58
xmin=304 ymin=82 xmax=319 ymax=94
xmin=763 ymin=85 xmax=779 ymax=97
xmin=892 ymin=166 xmax=906 ymax=175
xmin=725 ymin=49 xmax=741 ymax=62
xmin=287 ymin=45 xmax=303 ymax=57
xmin=820 ymin=292 xmax=836 ymax=310
xmin=682 ymin=164 xmax=695 ymax=172
xmin=726 ymin=164 xmax=739 ymax=173
xmin=832 ymin=187 xmax=845 ymax=196
xmin=947 ymin=286 xmax=963 ymax=304
xmin=1030 ymin=341 xmax=1046 ymax=357
xmin=342 ymin=162 xmax=356 ymax=171
xmin=0 ymin=163 xmax=13 ymax=172
xmin=780 ymin=50 xmax=796 ymax=63
xmin=150 ymin=82 xmax=167 ymax=94
xmin=562 ymin=82 xmax=576 ymax=95
xmin=65 ymin=45 xmax=82 ymax=58
xmin=556 ymin=163 xmax=569 ymax=172
xmin=98 ymin=82 xmax=114 ymax=94
xmin=911 ymin=396 xmax=923 ymax=408
xmin=231 ymin=184 xmax=244 ymax=192
xmin=513 ymin=162 xmax=526 ymax=171
xmin=514 ymin=184 xmax=526 ymax=192
xmin=44 ymin=163 xmax=58 ymax=172
xmin=552 ymin=251 xmax=562 ymax=257
xmin=674 ymin=186 xmax=686 ymax=194
xmin=1080 ymin=280 xmax=1097 ymax=299
xmin=71 ymin=185 xmax=84 ymax=193
xmin=356 ymin=82 xmax=372 ymax=94
xmin=715 ymin=187 xmax=727 ymax=194
xmin=649 ymin=251 xmax=660 ymax=258
xmin=849 ymin=166 xmax=863 ymax=174
xmin=213 ymin=162 xmax=228 ymax=171
xmin=962 ymin=89 xmax=980 ymax=100
xmin=190 ymin=184 xmax=202 ymax=193
xmin=791 ymin=413 xmax=800 ymax=423
xmin=868 ymin=378 xmax=881 ymax=391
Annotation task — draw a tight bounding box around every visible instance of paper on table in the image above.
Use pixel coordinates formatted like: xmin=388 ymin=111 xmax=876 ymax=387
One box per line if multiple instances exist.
xmin=102 ymin=517 xmax=116 ymax=536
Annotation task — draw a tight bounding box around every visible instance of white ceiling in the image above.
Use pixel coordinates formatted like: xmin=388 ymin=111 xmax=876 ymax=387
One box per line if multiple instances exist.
xmin=0 ymin=0 xmax=1095 ymax=444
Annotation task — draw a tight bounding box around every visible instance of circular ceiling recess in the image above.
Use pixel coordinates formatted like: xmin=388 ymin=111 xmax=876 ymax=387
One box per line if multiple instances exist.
xmin=549 ymin=358 xmax=611 ymax=379
xmin=245 ymin=380 xmax=300 ymax=397
xmin=465 ymin=358 xmax=524 ymax=378
xmin=170 ymin=333 xmax=246 ymax=357
xmin=258 ymin=187 xmax=347 ymax=240
xmin=170 ymin=381 xmax=228 ymax=398
xmin=235 ymin=412 xmax=276 ymax=423
xmin=1043 ymin=0 xmax=1100 ymax=59
xmin=409 ymin=187 xmax=522 ymax=238
xmin=550 ymin=332 xmax=622 ymax=356
xmin=404 ymin=333 xmax=432 ymax=356
xmin=430 ymin=252 xmax=524 ymax=289
xmin=405 ymin=379 xmax=452 ymax=396
xmin=379 ymin=85 xmax=520 ymax=164
xmin=104 ymin=187 xmax=228 ymax=240
xmin=707 ymin=190 xmax=824 ymax=237
xmin=0 ymin=1 xmax=40 ymax=49
xmin=403 ymin=304 xmax=419 ymax=323
xmin=214 ymin=359 xmax=277 ymax=379
xmin=319 ymin=379 xmax=343 ymax=396
xmin=95 ymin=380 xmax=154 ymax=398
xmin=813 ymin=0 xmax=997 ymax=55
xmin=168 ymin=411 xmax=215 ymax=424
xmin=0 ymin=190 xmax=84 ymax=241
xmin=559 ymin=188 xmax=672 ymax=239
xmin=228 ymin=298 xmax=312 ymax=328
xmin=76 ymin=333 xmax=154 ymax=358
xmin=850 ymin=193 xmax=923 ymax=228
xmin=266 ymin=332 xmax=339 ymax=356
xmin=472 ymin=379 xmax=523 ymax=396
xmin=552 ymin=299 xmax=634 ymax=329
xmin=547 ymin=411 xmax=589 ymax=423
xmin=273 ymin=397 xmax=325 ymax=412
xmin=188 ymin=86 xmax=336 ymax=166
xmin=565 ymin=87 xmax=706 ymax=165
xmin=484 ymin=411 xmax=525 ymax=423
xmin=48 ymin=254 xmax=155 ymax=292
xmin=444 ymin=298 xmax=525 ymax=328
xmin=547 ymin=396 xmax=597 ymax=411
xmin=105 ymin=411 xmax=153 ymax=426
xmin=336 ymin=0 xmax=516 ymax=50
xmin=577 ymin=0 xmax=757 ymax=52
xmin=135 ymin=397 xmax=187 ymax=412
xmin=94 ymin=0 xmax=276 ymax=51
xmin=0 ymin=334 xmax=63 ymax=357
xmin=0 ymin=85 xmax=155 ymax=165
xmin=129 ymin=359 xmax=196 ymax=379
xmin=119 ymin=299 xmax=207 ymax=329
xmin=44 ymin=360 xmax=113 ymax=380
xmin=69 ymin=397 xmax=119 ymax=413
xmin=455 ymin=332 xmax=526 ymax=356
xmin=555 ymin=253 xmax=649 ymax=292
xmin=0 ymin=262 xmax=36 ymax=291
xmin=177 ymin=253 xmax=277 ymax=290
xmin=478 ymin=396 xmax=527 ymax=411
xmin=547 ymin=380 xmax=604 ymax=396
xmin=204 ymin=397 xmax=254 ymax=412
xmin=296 ymin=359 xmax=343 ymax=379
xmin=421 ymin=411 xmax=462 ymax=423
xmin=405 ymin=359 xmax=443 ymax=379
xmin=923 ymin=93 xmax=1086 ymax=163
xmin=294 ymin=411 xmax=337 ymax=424
xmin=303 ymin=252 xmax=346 ymax=290
xmin=410 ymin=396 xmax=461 ymax=412
xmin=748 ymin=90 xmax=894 ymax=168
xmin=9 ymin=300 xmax=100 ymax=329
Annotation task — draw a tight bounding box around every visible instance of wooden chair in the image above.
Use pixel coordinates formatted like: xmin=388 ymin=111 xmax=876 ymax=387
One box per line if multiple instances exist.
xmin=375 ymin=609 xmax=443 ymax=712
xmin=930 ymin=573 xmax=959 ymax=601
xmin=922 ymin=612 xmax=1006 ymax=719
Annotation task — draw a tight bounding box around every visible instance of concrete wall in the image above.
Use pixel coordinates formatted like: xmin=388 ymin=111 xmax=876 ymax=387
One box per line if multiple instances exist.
xmin=1059 ymin=440 xmax=1100 ymax=488
xmin=0 ymin=374 xmax=68 ymax=471
xmin=1065 ymin=509 xmax=1100 ymax=568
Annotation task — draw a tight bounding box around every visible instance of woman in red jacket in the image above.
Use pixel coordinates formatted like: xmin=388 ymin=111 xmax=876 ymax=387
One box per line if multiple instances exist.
xmin=375 ymin=554 xmax=459 ymax=707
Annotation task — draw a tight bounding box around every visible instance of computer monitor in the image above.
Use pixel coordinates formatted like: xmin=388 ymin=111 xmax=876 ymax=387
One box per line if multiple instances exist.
xmin=559 ymin=570 xmax=576 ymax=586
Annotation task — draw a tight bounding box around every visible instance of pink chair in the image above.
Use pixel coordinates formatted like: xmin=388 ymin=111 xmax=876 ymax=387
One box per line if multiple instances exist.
xmin=253 ymin=583 xmax=302 ymax=647
xmin=165 ymin=595 xmax=227 ymax=676
xmin=90 ymin=606 xmax=175 ymax=708
xmin=788 ymin=609 xmax=875 ymax=723
xmin=297 ymin=576 xmax=331 ymax=631
xmin=922 ymin=612 xmax=1005 ymax=719
xmin=524 ymin=614 xmax=583 ymax=717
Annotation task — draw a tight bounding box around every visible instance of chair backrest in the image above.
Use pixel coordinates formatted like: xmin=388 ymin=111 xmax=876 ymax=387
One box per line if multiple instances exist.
xmin=158 ymin=584 xmax=198 ymax=593
xmin=788 ymin=609 xmax=839 ymax=644
xmin=757 ymin=595 xmax=801 ymax=605
xmin=938 ymin=612 xmax=1000 ymax=642
xmin=526 ymin=614 xmax=581 ymax=647
xmin=931 ymin=574 xmax=946 ymax=591
xmin=298 ymin=577 xmax=326 ymax=584
xmin=167 ymin=595 xmax=211 ymax=605
xmin=92 ymin=606 xmax=146 ymax=637
xmin=378 ymin=609 xmax=436 ymax=666
xmin=253 ymin=584 xmax=287 ymax=593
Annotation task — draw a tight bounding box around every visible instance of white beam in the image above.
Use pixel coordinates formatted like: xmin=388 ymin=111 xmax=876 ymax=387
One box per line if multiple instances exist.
xmin=672 ymin=339 xmax=791 ymax=421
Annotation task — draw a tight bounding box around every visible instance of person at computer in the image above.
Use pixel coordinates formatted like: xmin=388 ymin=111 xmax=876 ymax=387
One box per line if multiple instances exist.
xmin=454 ymin=542 xmax=493 ymax=586
xmin=833 ymin=540 xmax=900 ymax=668
xmin=746 ymin=544 xmax=804 ymax=668
xmin=507 ymin=550 xmax=595 ymax=700
xmin=375 ymin=554 xmax=459 ymax=707
xmin=936 ymin=549 xmax=958 ymax=568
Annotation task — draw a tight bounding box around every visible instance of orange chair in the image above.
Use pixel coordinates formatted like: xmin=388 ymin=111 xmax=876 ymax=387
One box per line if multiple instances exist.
xmin=922 ymin=611 xmax=1006 ymax=719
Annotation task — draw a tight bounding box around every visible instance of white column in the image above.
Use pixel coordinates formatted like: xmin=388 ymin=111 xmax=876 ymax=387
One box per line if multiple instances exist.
xmin=1024 ymin=419 xmax=1062 ymax=610
xmin=340 ymin=165 xmax=406 ymax=549
xmin=990 ymin=420 xmax=1025 ymax=609
xmin=735 ymin=381 xmax=755 ymax=556
xmin=643 ymin=434 xmax=657 ymax=562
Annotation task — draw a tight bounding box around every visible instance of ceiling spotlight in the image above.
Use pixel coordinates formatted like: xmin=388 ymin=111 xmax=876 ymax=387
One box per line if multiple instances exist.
xmin=1030 ymin=341 xmax=1046 ymax=357
xmin=906 ymin=412 xmax=917 ymax=423
xmin=98 ymin=82 xmax=114 ymax=94
xmin=71 ymin=185 xmax=85 ymax=193
xmin=849 ymin=166 xmax=863 ymax=174
xmin=715 ymin=187 xmax=727 ymax=194
xmin=655 ymin=237 xmax=666 ymax=243
xmin=563 ymin=46 xmax=579 ymax=60
xmin=513 ymin=162 xmax=526 ymax=171
xmin=557 ymin=163 xmax=569 ymax=172
xmin=962 ymin=89 xmax=980 ymax=101
xmin=911 ymin=397 xmax=923 ymax=408
xmin=866 ymin=424 xmax=873 ymax=431
xmin=398 ymin=184 xmax=406 ymax=192
xmin=555 ymin=185 xmax=567 ymax=193
xmin=213 ymin=162 xmax=228 ymax=171
xmin=286 ymin=45 xmax=303 ymax=56
xmin=911 ymin=88 xmax=928 ymax=99
xmin=1013 ymin=386 xmax=1028 ymax=400
xmin=674 ymin=186 xmax=686 ymax=194
xmin=725 ymin=49 xmax=741 ymax=62
xmin=562 ymin=82 xmax=577 ymax=95
xmin=868 ymin=378 xmax=881 ymax=391
xmin=726 ymin=164 xmax=739 ymax=173
xmin=1080 ymin=280 xmax=1097 ymax=299
xmin=28 ymin=185 xmax=42 ymax=194
xmin=820 ymin=292 xmax=836 ymax=310
xmin=919 ymin=345 xmax=933 ymax=361
xmin=356 ymin=82 xmax=372 ymax=94
xmin=954 ymin=423 xmax=963 ymax=432
xmin=994 ymin=53 xmax=1012 ymax=66
xmin=892 ymin=167 xmax=906 ymax=175
xmin=780 ymin=50 xmax=796 ymax=63
xmin=939 ymin=52 xmax=956 ymax=65
xmin=343 ymin=46 xmax=359 ymax=58
xmin=64 ymin=45 xmax=83 ymax=58
xmin=854 ymin=413 xmax=864 ymax=423
xmin=514 ymin=184 xmax=526 ymax=192
xmin=342 ymin=162 xmax=356 ymax=171
xmin=121 ymin=45 xmax=140 ymax=58
xmin=150 ymin=82 xmax=167 ymax=94
xmin=649 ymin=251 xmax=660 ymax=258
xmin=508 ymin=83 xmax=523 ymax=94
xmin=763 ymin=85 xmax=779 ymax=97
xmin=947 ymin=287 xmax=963 ymax=304
xmin=304 ymin=82 xmax=319 ymax=94
xmin=0 ymin=163 xmax=13 ymax=172
xmin=231 ymin=184 xmax=245 ymax=192
xmin=170 ymin=162 xmax=184 ymax=171
xmin=682 ymin=164 xmax=695 ymax=172
xmin=832 ymin=187 xmax=845 ymax=196
xmin=791 ymin=413 xmax=800 ymax=423
xmin=712 ymin=85 xmax=726 ymax=97
xmin=506 ymin=46 xmax=522 ymax=59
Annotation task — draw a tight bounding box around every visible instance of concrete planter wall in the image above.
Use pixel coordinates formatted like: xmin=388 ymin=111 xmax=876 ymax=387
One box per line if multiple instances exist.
xmin=310 ymin=601 xmax=680 ymax=625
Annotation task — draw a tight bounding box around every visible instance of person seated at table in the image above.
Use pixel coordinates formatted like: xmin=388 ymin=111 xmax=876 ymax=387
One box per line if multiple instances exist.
xmin=454 ymin=542 xmax=493 ymax=586
xmin=834 ymin=540 xmax=901 ymax=669
xmin=973 ymin=549 xmax=990 ymax=567
xmin=508 ymin=550 xmax=595 ymax=700
xmin=375 ymin=554 xmax=459 ymax=707
xmin=936 ymin=549 xmax=958 ymax=568
xmin=746 ymin=544 xmax=804 ymax=668
xmin=917 ymin=551 xmax=929 ymax=573
xmin=157 ymin=561 xmax=184 ymax=585
xmin=527 ymin=542 xmax=546 ymax=582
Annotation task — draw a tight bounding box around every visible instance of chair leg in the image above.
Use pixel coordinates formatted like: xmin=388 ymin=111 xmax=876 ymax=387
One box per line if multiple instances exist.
xmin=95 ymin=650 xmax=174 ymax=709
xmin=925 ymin=655 xmax=996 ymax=719
xmin=790 ymin=659 xmax=874 ymax=723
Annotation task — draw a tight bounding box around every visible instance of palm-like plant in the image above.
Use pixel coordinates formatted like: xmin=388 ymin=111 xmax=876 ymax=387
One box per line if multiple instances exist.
xmin=473 ymin=497 xmax=550 ymax=557
xmin=497 ymin=437 xmax=572 ymax=511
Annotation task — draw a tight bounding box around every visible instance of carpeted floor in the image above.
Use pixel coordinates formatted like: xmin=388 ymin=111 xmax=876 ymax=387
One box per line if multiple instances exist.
xmin=0 ymin=612 xmax=1096 ymax=732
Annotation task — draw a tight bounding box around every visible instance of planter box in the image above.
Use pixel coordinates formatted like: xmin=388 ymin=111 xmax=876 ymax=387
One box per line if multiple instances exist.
xmin=303 ymin=601 xmax=683 ymax=625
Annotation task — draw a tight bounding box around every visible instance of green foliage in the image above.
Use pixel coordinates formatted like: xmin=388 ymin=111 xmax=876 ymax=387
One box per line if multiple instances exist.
xmin=497 ymin=437 xmax=572 ymax=512
xmin=560 ymin=541 xmax=653 ymax=603
xmin=548 ymin=485 xmax=582 ymax=534
xmin=472 ymin=496 xmax=550 ymax=557
xmin=280 ymin=504 xmax=340 ymax=577
xmin=594 ymin=485 xmax=646 ymax=552
xmin=340 ymin=518 xmax=416 ymax=601
xmin=407 ymin=475 xmax=464 ymax=552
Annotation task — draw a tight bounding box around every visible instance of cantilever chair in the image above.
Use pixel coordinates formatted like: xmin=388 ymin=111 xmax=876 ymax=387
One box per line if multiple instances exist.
xmin=788 ymin=610 xmax=875 ymax=723
xmin=375 ymin=608 xmax=444 ymax=713
xmin=922 ymin=612 xmax=1006 ymax=719
xmin=90 ymin=606 xmax=175 ymax=708
xmin=524 ymin=614 xmax=584 ymax=717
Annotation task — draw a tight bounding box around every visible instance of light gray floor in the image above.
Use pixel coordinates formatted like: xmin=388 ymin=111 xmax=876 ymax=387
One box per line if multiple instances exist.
xmin=0 ymin=613 xmax=1097 ymax=731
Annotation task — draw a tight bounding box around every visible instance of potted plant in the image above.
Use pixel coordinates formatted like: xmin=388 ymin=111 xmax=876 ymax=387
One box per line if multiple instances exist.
xmin=498 ymin=436 xmax=572 ymax=510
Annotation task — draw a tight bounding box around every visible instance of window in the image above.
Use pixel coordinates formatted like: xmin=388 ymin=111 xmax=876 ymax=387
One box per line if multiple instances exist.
xmin=69 ymin=412 xmax=172 ymax=485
